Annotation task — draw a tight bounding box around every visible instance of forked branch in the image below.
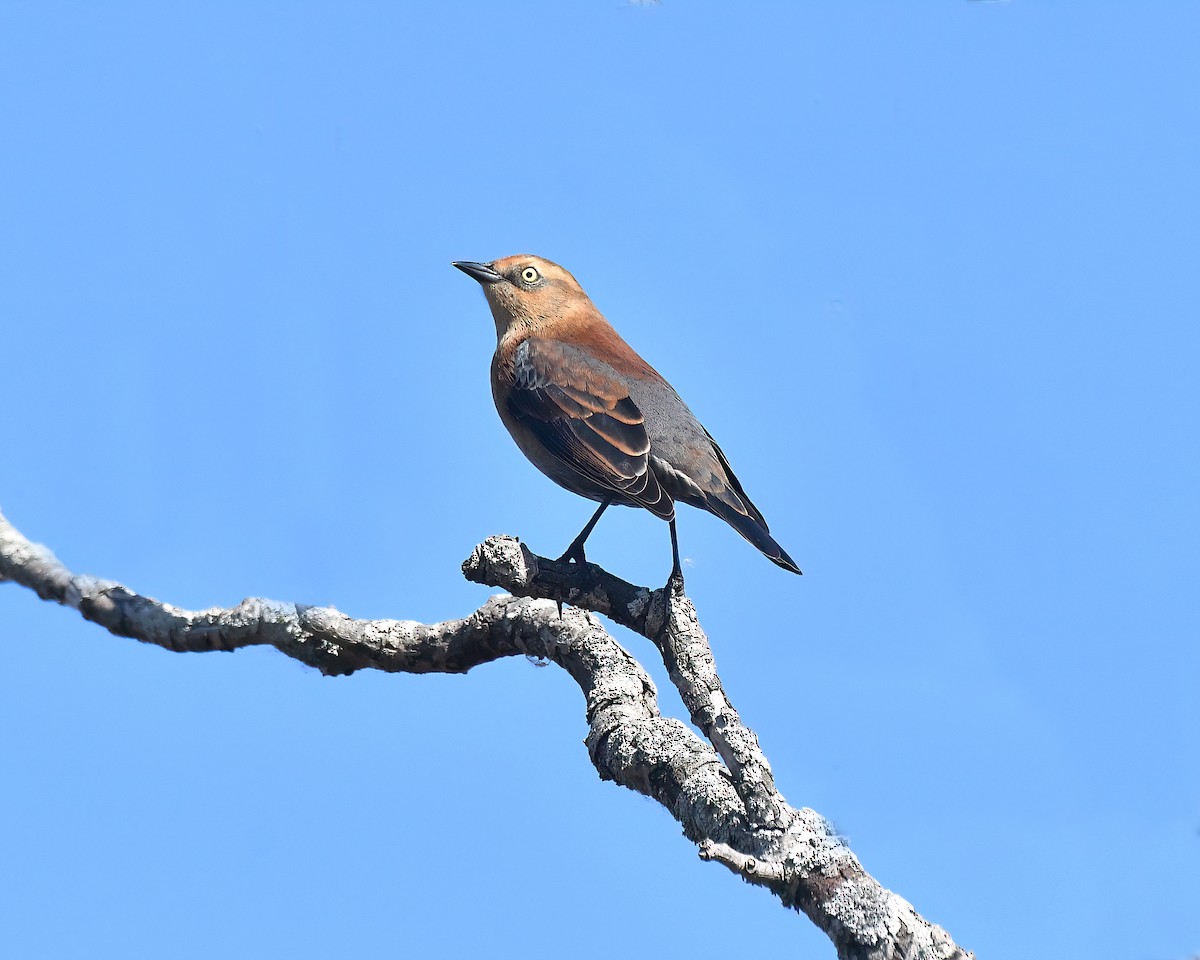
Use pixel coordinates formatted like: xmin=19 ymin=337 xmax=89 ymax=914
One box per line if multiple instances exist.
xmin=0 ymin=510 xmax=970 ymax=960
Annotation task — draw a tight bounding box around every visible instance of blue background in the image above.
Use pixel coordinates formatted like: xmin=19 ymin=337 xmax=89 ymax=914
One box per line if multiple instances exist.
xmin=1 ymin=3 xmax=1196 ymax=957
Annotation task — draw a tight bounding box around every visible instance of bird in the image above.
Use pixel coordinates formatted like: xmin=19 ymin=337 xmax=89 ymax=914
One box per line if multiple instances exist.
xmin=453 ymin=254 xmax=800 ymax=586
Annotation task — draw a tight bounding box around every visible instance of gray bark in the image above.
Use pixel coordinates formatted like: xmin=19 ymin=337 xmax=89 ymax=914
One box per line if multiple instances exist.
xmin=0 ymin=508 xmax=971 ymax=960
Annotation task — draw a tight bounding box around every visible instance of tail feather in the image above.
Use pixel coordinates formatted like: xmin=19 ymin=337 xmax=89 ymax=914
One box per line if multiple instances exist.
xmin=701 ymin=430 xmax=800 ymax=574
xmin=706 ymin=495 xmax=802 ymax=575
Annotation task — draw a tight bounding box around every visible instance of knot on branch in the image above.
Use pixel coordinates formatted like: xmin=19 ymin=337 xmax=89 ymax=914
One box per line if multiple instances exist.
xmin=462 ymin=535 xmax=539 ymax=590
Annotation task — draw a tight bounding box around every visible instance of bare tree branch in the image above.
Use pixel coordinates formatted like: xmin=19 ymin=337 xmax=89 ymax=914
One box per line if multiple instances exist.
xmin=462 ymin=536 xmax=789 ymax=829
xmin=0 ymin=509 xmax=971 ymax=960
xmin=463 ymin=536 xmax=972 ymax=959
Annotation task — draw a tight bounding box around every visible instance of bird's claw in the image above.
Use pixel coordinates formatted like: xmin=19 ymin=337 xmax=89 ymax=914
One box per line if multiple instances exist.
xmin=555 ymin=543 xmax=593 ymax=620
xmin=556 ymin=545 xmax=587 ymax=566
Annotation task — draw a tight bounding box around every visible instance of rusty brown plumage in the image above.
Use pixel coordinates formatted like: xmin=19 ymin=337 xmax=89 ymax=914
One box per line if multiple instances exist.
xmin=453 ymin=254 xmax=800 ymax=584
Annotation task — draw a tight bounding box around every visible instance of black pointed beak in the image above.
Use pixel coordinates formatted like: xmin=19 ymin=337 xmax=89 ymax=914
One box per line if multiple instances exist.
xmin=452 ymin=261 xmax=504 ymax=285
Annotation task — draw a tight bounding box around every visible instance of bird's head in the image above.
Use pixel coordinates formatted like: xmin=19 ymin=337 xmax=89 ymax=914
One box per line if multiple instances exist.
xmin=453 ymin=255 xmax=593 ymax=342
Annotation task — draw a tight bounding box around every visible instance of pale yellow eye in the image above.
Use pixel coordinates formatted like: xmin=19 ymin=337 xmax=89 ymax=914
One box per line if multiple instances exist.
xmin=520 ymin=266 xmax=540 ymax=284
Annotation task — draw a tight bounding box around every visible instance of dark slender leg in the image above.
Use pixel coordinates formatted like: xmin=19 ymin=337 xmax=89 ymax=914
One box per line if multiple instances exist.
xmin=555 ymin=497 xmax=614 ymax=619
xmin=558 ymin=497 xmax=613 ymax=565
xmin=667 ymin=517 xmax=684 ymax=591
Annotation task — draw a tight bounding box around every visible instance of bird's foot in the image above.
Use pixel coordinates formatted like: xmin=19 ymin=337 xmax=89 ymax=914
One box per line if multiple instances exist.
xmin=665 ymin=565 xmax=686 ymax=597
xmin=555 ymin=544 xmax=589 ymax=619
xmin=556 ymin=542 xmax=587 ymax=567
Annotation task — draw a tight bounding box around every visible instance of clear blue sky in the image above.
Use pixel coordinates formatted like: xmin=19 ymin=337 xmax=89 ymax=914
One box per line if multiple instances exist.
xmin=1 ymin=3 xmax=1196 ymax=957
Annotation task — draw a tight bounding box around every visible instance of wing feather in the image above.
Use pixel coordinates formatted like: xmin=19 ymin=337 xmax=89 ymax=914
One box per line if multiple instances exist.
xmin=506 ymin=338 xmax=672 ymax=518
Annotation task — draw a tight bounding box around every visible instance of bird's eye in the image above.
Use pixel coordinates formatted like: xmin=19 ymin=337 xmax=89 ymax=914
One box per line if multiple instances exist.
xmin=520 ymin=266 xmax=541 ymax=284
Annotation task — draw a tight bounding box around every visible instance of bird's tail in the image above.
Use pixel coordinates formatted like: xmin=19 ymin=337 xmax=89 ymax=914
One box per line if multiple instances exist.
xmin=699 ymin=430 xmax=801 ymax=574
xmin=707 ymin=496 xmax=802 ymax=575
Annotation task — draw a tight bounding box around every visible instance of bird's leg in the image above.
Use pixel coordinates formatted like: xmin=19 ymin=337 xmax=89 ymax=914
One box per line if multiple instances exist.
xmin=557 ymin=497 xmax=613 ymax=566
xmin=555 ymin=497 xmax=614 ymax=619
xmin=667 ymin=517 xmax=685 ymax=594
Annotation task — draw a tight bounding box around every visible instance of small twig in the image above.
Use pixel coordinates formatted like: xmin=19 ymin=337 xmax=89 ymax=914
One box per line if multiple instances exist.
xmin=699 ymin=838 xmax=789 ymax=886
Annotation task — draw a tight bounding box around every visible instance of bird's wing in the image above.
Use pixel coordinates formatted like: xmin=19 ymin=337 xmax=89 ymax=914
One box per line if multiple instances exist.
xmin=506 ymin=338 xmax=672 ymax=518
xmin=702 ymin=427 xmax=769 ymax=529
